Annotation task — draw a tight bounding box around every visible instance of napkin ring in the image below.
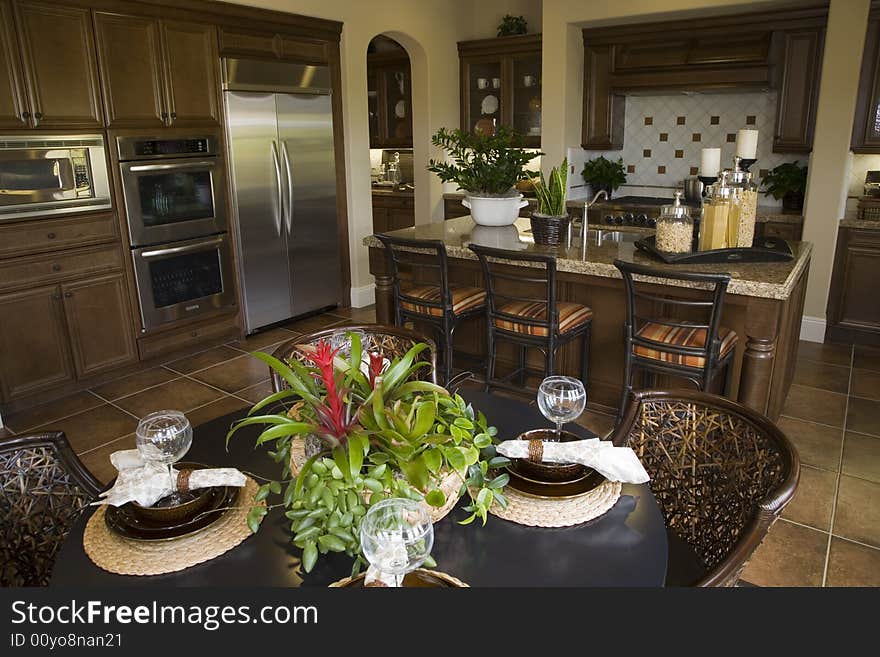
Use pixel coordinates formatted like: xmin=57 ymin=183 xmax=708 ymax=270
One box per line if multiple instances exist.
xmin=176 ymin=468 xmax=194 ymax=492
xmin=527 ymin=439 xmax=544 ymax=463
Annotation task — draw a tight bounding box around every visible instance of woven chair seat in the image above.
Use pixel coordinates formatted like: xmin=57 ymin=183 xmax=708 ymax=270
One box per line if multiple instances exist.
xmin=493 ymin=301 xmax=593 ymax=337
xmin=634 ymin=322 xmax=738 ymax=368
xmin=399 ymin=284 xmax=486 ymax=317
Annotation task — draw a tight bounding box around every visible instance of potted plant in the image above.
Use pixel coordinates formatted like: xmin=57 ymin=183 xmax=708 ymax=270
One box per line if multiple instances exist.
xmin=497 ymin=14 xmax=527 ymax=36
xmin=529 ymin=158 xmax=569 ymax=246
xmin=427 ymin=126 xmax=537 ymax=226
xmin=761 ymin=161 xmax=807 ymax=212
xmin=581 ymin=156 xmax=626 ymax=198
xmin=227 ymin=333 xmax=510 ymax=575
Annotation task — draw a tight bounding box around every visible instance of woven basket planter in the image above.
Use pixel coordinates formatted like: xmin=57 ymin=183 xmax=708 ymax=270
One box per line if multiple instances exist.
xmin=530 ymin=212 xmax=570 ymax=246
xmin=288 ymin=438 xmax=461 ymax=523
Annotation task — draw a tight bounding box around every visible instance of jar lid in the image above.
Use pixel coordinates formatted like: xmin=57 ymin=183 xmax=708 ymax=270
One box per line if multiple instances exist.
xmin=660 ymin=191 xmax=691 ymax=219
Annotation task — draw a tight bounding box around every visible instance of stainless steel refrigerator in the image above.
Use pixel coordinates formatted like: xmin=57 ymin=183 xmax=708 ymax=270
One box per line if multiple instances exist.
xmin=223 ymin=58 xmax=341 ymax=333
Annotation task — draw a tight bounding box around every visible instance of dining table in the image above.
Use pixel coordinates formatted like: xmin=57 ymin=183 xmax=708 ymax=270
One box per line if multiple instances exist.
xmin=51 ymin=388 xmax=669 ymax=587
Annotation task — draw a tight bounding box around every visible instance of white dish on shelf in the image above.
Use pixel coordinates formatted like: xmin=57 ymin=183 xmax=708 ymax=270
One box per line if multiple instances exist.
xmin=481 ymin=94 xmax=499 ymax=115
xmin=395 ymin=100 xmax=406 ymax=118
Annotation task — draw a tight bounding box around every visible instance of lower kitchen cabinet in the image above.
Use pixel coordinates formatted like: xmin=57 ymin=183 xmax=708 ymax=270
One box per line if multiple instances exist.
xmin=61 ymin=273 xmax=137 ymax=378
xmin=0 ymin=284 xmax=75 ymax=399
xmin=372 ymin=192 xmax=414 ymax=233
xmin=826 ymin=226 xmax=880 ymax=346
xmin=755 ymin=220 xmax=802 ymax=242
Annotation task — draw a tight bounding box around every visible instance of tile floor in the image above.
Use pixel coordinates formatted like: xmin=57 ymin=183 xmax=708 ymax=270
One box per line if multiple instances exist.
xmin=2 ymin=305 xmax=878 ymax=586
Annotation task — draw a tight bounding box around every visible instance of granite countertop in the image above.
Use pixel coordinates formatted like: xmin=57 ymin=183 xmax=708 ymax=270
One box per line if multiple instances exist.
xmin=840 ymin=217 xmax=880 ymax=230
xmin=441 ymin=192 xmax=803 ymax=224
xmin=364 ymin=215 xmax=813 ymax=300
xmin=372 ymin=186 xmax=415 ymax=198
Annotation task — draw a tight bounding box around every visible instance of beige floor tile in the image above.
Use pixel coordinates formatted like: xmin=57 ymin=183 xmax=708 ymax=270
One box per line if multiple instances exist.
xmin=4 ymin=391 xmax=104 ymax=433
xmin=184 ymin=396 xmax=251 ymax=428
xmin=842 ymin=432 xmax=880 ymax=484
xmin=777 ymin=416 xmax=843 ymax=472
xmin=91 ymin=367 xmax=178 ymax=401
xmin=330 ymin=305 xmax=377 ymax=324
xmin=742 ymin=520 xmax=827 ymax=587
xmin=235 ymin=379 xmax=274 ymax=404
xmin=79 ymin=434 xmax=135 ymax=485
xmin=825 ymin=537 xmax=880 ymax=587
xmin=113 ymin=378 xmax=224 ymax=418
xmin=33 ymin=404 xmax=137 ymax=454
xmin=846 ymin=396 xmax=880 ymax=437
xmin=797 ymin=341 xmax=852 ymax=367
xmin=793 ymin=358 xmax=851 ymax=395
xmin=228 ymin=326 xmax=298 ymax=352
xmin=282 ymin=313 xmax=346 ymax=335
xmin=851 ymin=368 xmax=880 ymax=401
xmin=190 ymin=355 xmax=271 ymax=393
xmin=781 ymin=465 xmax=837 ymax=531
xmin=165 ymin=345 xmax=244 ymax=375
xmin=782 ymin=384 xmax=847 ymax=428
xmin=834 ymin=474 xmax=880 ymax=548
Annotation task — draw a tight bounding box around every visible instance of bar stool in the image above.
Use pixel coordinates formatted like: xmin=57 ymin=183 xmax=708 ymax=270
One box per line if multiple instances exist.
xmin=377 ymin=234 xmax=486 ymax=385
xmin=613 ymin=259 xmax=738 ymax=419
xmin=468 ymin=244 xmax=593 ymax=395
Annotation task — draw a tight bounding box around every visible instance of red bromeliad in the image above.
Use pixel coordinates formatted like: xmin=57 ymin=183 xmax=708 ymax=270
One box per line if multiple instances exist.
xmin=368 ymin=352 xmax=384 ymax=389
xmin=308 ymin=340 xmax=356 ymax=444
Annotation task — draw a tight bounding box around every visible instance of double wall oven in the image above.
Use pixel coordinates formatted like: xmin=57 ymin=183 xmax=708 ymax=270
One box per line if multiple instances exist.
xmin=118 ymin=135 xmax=236 ymax=331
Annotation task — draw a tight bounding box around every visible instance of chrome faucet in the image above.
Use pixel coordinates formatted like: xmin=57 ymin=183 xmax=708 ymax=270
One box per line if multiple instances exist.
xmin=581 ymin=189 xmax=610 ymax=251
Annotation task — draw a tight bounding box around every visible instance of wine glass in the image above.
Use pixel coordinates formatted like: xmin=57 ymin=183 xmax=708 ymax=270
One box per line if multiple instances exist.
xmin=537 ymin=376 xmax=586 ymax=437
xmin=359 ymin=498 xmax=433 ymax=587
xmin=135 ymin=410 xmax=193 ymax=506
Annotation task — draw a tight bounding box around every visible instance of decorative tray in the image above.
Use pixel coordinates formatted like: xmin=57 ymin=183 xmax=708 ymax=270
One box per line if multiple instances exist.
xmin=634 ymin=235 xmax=794 ymax=264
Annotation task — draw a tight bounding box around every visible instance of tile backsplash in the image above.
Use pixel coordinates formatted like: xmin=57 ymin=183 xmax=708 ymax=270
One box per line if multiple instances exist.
xmin=568 ymin=91 xmax=809 ymax=206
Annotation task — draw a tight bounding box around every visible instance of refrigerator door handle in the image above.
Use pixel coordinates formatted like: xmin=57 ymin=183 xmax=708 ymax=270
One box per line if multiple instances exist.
xmin=270 ymin=141 xmax=283 ymax=236
xmin=281 ymin=141 xmax=294 ymax=236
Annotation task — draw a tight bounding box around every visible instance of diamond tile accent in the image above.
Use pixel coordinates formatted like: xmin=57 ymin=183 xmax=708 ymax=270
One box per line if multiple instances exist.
xmin=692 ymin=133 xmax=701 ymax=142
xmin=643 ymin=149 xmax=651 ymax=157
xmin=690 ymin=166 xmax=699 ymax=175
xmin=677 ymin=116 xmax=686 ymax=125
xmin=645 ymin=116 xmax=653 ymax=125
xmin=746 ymin=115 xmax=757 ymax=125
xmin=710 ymin=116 xmax=720 ymax=124
xmin=675 ymin=150 xmax=684 ymax=158
xmin=627 ymin=164 xmax=635 ymax=173
xmin=727 ymin=133 xmax=737 ymax=142
xmin=659 ymin=133 xmax=668 ymax=142
xmin=657 ymin=165 xmax=666 ymax=174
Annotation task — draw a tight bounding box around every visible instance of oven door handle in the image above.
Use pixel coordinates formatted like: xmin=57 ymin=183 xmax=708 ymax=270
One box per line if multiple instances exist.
xmin=127 ymin=161 xmax=216 ymax=173
xmin=271 ymin=141 xmax=284 ymax=236
xmin=140 ymin=237 xmax=225 ymax=259
xmin=281 ymin=141 xmax=294 ymax=236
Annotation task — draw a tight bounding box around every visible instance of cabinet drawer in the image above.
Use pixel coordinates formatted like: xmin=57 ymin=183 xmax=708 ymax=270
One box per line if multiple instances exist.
xmin=0 ymin=212 xmax=118 ymax=258
xmin=137 ymin=312 xmax=240 ymax=361
xmin=0 ymin=244 xmax=123 ymax=292
xmin=372 ymin=194 xmax=414 ymax=210
xmin=759 ymin=222 xmax=800 ymax=241
xmin=219 ymin=28 xmax=327 ymax=63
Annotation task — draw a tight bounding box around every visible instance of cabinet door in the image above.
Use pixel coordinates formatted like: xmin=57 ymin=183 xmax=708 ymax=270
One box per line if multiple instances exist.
xmin=0 ymin=285 xmax=73 ymax=400
xmin=94 ymin=12 xmax=167 ymax=128
xmin=61 ymin=273 xmax=136 ymax=378
xmin=582 ymin=44 xmax=625 ymax=150
xmin=0 ymin=0 xmax=28 ymax=129
xmin=372 ymin=205 xmax=388 ymax=233
xmin=773 ymin=29 xmax=824 ymax=153
xmin=461 ymin=57 xmax=504 ymax=138
xmin=14 ymin=2 xmax=102 ymax=129
xmin=386 ymin=206 xmax=414 ymax=231
xmin=511 ymin=52 xmax=542 ymax=147
xmin=379 ymin=62 xmax=412 ymax=147
xmin=161 ymin=20 xmax=220 ymax=127
xmin=852 ymin=14 xmax=880 ymax=152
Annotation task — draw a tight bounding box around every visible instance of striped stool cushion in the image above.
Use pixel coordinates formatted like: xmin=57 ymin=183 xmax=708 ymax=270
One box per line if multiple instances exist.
xmin=493 ymin=301 xmax=593 ymax=337
xmin=399 ymin=284 xmax=486 ymax=317
xmin=633 ymin=322 xmax=738 ymax=368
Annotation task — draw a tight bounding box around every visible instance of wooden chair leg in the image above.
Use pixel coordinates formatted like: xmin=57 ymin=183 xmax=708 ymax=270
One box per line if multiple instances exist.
xmin=485 ymin=324 xmax=496 ymax=392
xmin=545 ymin=341 xmax=555 ymax=379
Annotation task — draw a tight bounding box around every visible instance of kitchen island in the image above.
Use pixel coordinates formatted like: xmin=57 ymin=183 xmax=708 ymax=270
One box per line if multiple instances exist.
xmin=365 ymin=216 xmax=812 ymax=420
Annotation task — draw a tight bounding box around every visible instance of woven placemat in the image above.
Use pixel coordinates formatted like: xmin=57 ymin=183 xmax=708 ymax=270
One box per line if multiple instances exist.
xmin=83 ymin=477 xmax=261 ymax=576
xmin=328 ymin=568 xmax=469 ymax=588
xmin=489 ymin=479 xmax=622 ymax=528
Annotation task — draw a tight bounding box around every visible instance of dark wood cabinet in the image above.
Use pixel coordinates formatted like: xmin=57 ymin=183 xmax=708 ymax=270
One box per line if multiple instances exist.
xmin=458 ymin=34 xmax=542 ymax=148
xmin=61 ymin=273 xmax=136 ymax=378
xmin=95 ymin=12 xmax=219 ymax=128
xmin=368 ymin=53 xmax=412 ymax=148
xmin=755 ymin=220 xmax=803 ymax=242
xmin=852 ymin=5 xmax=880 ymax=153
xmin=14 ymin=1 xmax=103 ymax=129
xmin=372 ymin=193 xmax=414 ymax=233
xmin=0 ymin=285 xmax=74 ymax=399
xmin=582 ymin=44 xmax=624 ymax=150
xmin=826 ymin=227 xmax=880 ymax=346
xmin=0 ymin=0 xmax=28 ymax=129
xmin=772 ymin=28 xmax=824 ymax=153
xmin=218 ymin=28 xmax=328 ymax=63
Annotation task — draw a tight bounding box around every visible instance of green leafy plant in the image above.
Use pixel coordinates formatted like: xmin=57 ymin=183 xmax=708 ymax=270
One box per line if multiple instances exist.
xmin=531 ymin=158 xmax=568 ymax=216
xmin=227 ymin=334 xmax=509 ymax=575
xmin=581 ymin=156 xmax=626 ymax=194
xmin=427 ymin=126 xmax=539 ymax=196
xmin=497 ymin=14 xmax=528 ymax=37
xmin=761 ymin=161 xmax=807 ymax=200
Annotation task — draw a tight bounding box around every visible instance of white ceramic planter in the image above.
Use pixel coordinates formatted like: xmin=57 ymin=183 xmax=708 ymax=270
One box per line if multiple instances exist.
xmin=469 ymin=224 xmax=525 ymax=250
xmin=462 ymin=194 xmax=528 ymax=226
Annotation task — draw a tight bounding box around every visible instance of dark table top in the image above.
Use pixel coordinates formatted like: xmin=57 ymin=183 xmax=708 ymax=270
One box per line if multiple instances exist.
xmin=51 ymin=389 xmax=667 ymax=587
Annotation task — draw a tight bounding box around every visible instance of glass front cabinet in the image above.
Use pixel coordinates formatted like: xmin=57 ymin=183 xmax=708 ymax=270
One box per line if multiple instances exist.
xmin=458 ymin=34 xmax=542 ymax=148
xmin=367 ymin=53 xmax=413 ymax=149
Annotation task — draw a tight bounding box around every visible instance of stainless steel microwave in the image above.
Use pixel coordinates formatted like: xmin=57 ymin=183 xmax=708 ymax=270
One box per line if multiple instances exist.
xmin=0 ymin=134 xmax=112 ymax=221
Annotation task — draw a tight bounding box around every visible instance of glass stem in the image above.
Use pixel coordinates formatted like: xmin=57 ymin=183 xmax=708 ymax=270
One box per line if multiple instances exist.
xmin=556 ymin=420 xmax=563 ymax=438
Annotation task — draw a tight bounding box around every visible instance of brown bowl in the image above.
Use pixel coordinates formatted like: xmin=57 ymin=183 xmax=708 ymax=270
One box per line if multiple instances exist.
xmin=130 ymin=462 xmax=215 ymax=524
xmin=509 ymin=429 xmax=588 ymax=482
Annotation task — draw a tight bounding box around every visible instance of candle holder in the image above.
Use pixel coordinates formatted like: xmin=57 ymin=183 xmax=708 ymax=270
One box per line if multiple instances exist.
xmin=739 ymin=157 xmax=757 ymax=171
xmin=697 ymin=175 xmax=717 ymax=197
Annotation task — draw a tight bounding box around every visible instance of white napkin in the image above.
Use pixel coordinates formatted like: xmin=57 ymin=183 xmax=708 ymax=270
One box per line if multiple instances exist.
xmin=94 ymin=449 xmax=247 ymax=507
xmin=497 ymin=438 xmax=650 ymax=484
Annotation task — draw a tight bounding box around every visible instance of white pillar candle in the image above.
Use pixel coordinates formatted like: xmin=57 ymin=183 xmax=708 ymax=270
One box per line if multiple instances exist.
xmin=700 ymin=148 xmax=721 ymax=177
xmin=735 ymin=129 xmax=758 ymax=159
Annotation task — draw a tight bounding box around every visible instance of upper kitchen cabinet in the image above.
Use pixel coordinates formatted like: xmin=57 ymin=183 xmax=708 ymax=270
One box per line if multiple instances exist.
xmin=581 ymin=6 xmax=827 ymax=152
xmin=852 ymin=4 xmax=880 ymax=153
xmin=95 ymin=12 xmax=220 ymax=128
xmin=772 ymin=28 xmax=824 ymax=153
xmin=458 ymin=34 xmax=542 ymax=148
xmin=0 ymin=1 xmax=102 ymax=129
xmin=218 ymin=28 xmax=328 ymax=63
xmin=367 ymin=39 xmax=412 ymax=149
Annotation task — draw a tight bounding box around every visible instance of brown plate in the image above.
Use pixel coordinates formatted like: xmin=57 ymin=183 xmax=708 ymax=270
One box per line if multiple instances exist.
xmin=130 ymin=462 xmax=215 ymax=524
xmin=509 ymin=429 xmax=588 ymax=482
xmin=105 ymin=485 xmax=239 ymax=542
xmin=336 ymin=569 xmax=466 ymax=588
xmin=507 ymin=463 xmax=592 ymax=487
xmin=505 ymin=466 xmax=605 ymax=500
